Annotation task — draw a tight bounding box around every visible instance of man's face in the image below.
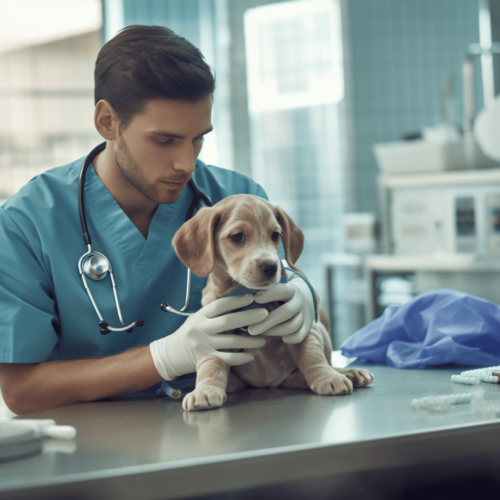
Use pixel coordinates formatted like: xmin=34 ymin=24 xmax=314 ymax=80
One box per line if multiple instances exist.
xmin=114 ymin=96 xmax=213 ymax=205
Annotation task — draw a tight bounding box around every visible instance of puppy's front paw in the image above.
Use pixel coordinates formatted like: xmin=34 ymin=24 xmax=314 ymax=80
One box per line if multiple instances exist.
xmin=337 ymin=368 xmax=374 ymax=388
xmin=310 ymin=370 xmax=353 ymax=396
xmin=182 ymin=387 xmax=227 ymax=411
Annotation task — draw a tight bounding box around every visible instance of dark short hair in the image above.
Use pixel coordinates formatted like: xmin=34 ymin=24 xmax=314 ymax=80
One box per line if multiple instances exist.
xmin=94 ymin=25 xmax=215 ymax=127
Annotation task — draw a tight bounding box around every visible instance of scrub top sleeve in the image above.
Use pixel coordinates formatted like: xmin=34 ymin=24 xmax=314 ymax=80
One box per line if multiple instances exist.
xmin=0 ymin=209 xmax=59 ymax=363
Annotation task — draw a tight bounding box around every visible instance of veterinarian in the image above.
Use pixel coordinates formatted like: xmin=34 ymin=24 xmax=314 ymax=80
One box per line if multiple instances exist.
xmin=0 ymin=26 xmax=316 ymax=415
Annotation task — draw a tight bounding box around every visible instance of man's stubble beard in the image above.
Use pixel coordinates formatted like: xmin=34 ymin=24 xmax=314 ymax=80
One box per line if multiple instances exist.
xmin=114 ymin=132 xmax=183 ymax=205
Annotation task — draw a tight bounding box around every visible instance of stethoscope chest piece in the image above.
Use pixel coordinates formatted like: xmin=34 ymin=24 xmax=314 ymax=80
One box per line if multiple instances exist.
xmin=78 ymin=247 xmax=143 ymax=333
xmin=77 ymin=141 xmax=213 ymax=331
xmin=83 ymin=253 xmax=109 ymax=281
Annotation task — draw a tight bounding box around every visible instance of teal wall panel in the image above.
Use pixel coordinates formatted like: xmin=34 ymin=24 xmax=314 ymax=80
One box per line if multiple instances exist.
xmin=123 ymin=0 xmax=201 ymax=47
xmin=346 ymin=0 xmax=481 ymax=212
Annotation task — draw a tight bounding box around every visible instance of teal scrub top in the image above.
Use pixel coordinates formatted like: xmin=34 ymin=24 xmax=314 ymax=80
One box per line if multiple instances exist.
xmin=0 ymin=155 xmax=272 ymax=364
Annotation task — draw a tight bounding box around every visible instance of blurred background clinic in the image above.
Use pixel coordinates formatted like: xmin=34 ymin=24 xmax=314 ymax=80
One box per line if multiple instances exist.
xmin=2 ymin=0 xmax=500 ymax=354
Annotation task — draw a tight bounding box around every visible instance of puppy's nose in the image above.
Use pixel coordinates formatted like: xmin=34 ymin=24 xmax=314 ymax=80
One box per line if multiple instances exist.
xmin=260 ymin=263 xmax=277 ymax=279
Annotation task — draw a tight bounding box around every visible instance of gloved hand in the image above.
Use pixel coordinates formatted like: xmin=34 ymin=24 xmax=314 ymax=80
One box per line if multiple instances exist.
xmin=150 ymin=294 xmax=268 ymax=380
xmin=247 ymin=271 xmax=315 ymax=344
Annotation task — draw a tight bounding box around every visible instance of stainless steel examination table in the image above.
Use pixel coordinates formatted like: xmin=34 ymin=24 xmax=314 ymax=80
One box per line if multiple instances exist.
xmin=2 ymin=363 xmax=500 ymax=500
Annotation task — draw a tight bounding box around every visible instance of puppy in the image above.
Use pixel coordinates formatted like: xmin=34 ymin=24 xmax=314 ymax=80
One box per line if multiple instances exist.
xmin=173 ymin=194 xmax=374 ymax=411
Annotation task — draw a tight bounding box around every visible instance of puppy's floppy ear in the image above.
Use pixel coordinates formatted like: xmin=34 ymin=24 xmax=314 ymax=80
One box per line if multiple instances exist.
xmin=172 ymin=206 xmax=222 ymax=276
xmin=275 ymin=206 xmax=304 ymax=271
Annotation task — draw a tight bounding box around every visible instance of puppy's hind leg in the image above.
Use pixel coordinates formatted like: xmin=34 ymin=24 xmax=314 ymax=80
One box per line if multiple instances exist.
xmin=227 ymin=370 xmax=248 ymax=393
xmin=183 ymin=355 xmax=229 ymax=411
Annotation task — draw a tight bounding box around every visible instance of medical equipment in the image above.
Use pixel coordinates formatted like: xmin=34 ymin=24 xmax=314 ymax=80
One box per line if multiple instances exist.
xmin=0 ymin=424 xmax=41 ymax=461
xmin=0 ymin=419 xmax=77 ymax=440
xmin=451 ymin=366 xmax=500 ymax=385
xmin=159 ymin=175 xmax=212 ymax=317
xmin=0 ymin=419 xmax=77 ymax=462
xmin=342 ymin=213 xmax=377 ymax=254
xmin=451 ymin=376 xmax=481 ymax=385
xmin=412 ymin=393 xmax=472 ymax=410
xmin=378 ymin=169 xmax=500 ymax=257
xmin=77 ymin=142 xmax=212 ymax=334
xmin=475 ymin=95 xmax=500 ymax=162
xmin=414 ymin=366 xmax=500 ymax=413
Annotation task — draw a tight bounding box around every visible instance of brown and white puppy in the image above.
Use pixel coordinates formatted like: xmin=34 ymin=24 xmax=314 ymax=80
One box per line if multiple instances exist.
xmin=173 ymin=194 xmax=374 ymax=411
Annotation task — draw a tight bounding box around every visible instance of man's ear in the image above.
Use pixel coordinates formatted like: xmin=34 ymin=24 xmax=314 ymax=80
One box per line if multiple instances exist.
xmin=172 ymin=206 xmax=222 ymax=276
xmin=94 ymin=100 xmax=119 ymax=141
xmin=275 ymin=206 xmax=304 ymax=271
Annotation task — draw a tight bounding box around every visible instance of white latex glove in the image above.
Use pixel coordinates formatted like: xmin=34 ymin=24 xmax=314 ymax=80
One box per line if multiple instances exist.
xmin=247 ymin=271 xmax=315 ymax=344
xmin=150 ymin=294 xmax=268 ymax=380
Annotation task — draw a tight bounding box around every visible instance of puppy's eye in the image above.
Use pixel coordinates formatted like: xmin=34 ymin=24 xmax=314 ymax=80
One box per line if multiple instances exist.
xmin=231 ymin=233 xmax=245 ymax=242
xmin=272 ymin=232 xmax=280 ymax=242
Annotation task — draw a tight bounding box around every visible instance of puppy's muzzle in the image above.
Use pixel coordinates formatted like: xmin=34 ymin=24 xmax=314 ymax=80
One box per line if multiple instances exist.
xmin=260 ymin=262 xmax=277 ymax=279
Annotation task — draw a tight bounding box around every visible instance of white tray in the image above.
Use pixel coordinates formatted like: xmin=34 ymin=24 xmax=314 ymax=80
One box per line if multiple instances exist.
xmin=373 ymin=140 xmax=498 ymax=175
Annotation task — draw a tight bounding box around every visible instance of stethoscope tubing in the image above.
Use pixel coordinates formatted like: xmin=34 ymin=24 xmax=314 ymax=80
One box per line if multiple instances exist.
xmin=77 ymin=142 xmax=213 ymax=333
xmin=78 ymin=142 xmax=107 ymax=247
xmin=159 ymin=175 xmax=212 ymax=316
xmin=159 ymin=191 xmax=211 ymax=316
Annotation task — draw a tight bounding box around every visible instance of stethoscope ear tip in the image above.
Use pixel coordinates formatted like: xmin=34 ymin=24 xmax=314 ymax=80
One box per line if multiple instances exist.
xmin=99 ymin=320 xmax=110 ymax=335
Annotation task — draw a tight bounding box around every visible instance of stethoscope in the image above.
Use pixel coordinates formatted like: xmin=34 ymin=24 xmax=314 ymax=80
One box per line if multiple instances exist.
xmin=77 ymin=142 xmax=212 ymax=335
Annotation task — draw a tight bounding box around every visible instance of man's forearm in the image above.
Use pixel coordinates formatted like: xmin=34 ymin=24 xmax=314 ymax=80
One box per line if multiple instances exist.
xmin=0 ymin=345 xmax=163 ymax=415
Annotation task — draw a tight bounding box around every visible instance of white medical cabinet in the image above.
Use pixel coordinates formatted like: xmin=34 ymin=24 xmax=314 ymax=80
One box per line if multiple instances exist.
xmin=348 ymin=168 xmax=500 ymax=321
xmin=379 ymin=168 xmax=500 ymax=256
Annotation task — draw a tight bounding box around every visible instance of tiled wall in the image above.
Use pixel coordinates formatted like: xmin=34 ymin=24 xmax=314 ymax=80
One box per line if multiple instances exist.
xmin=123 ymin=0 xmax=201 ymax=46
xmin=346 ymin=0 xmax=482 ymax=213
xmin=121 ymin=0 xmax=289 ymax=177
xmin=116 ymin=0 xmax=485 ymax=344
xmin=244 ymin=0 xmax=347 ymax=315
xmin=120 ymin=0 xmax=347 ymax=314
xmin=121 ymin=0 xmax=236 ymax=171
xmin=122 ymin=0 xmax=484 ymax=215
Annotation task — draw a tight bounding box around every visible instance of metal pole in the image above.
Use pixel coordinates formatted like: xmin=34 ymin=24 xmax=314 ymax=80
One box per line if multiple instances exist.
xmin=479 ymin=0 xmax=495 ymax=107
